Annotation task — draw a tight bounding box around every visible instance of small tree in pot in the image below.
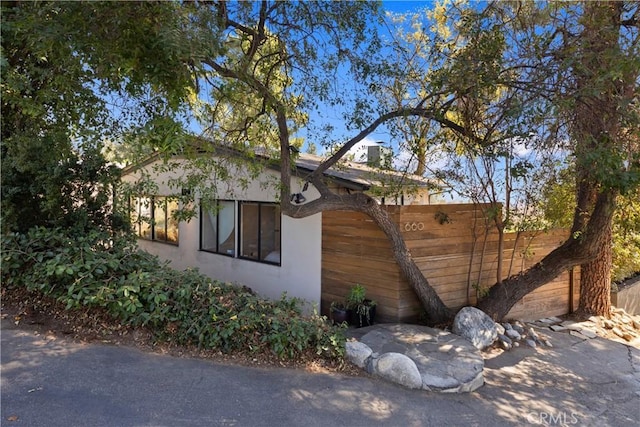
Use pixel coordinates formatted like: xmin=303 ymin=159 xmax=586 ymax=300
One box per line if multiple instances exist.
xmin=346 ymin=284 xmax=377 ymax=327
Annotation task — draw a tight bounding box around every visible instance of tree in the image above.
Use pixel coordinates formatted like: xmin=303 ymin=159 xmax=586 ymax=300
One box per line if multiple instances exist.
xmin=1 ymin=1 xmax=196 ymax=233
xmin=106 ymin=1 xmax=640 ymax=322
xmin=376 ymin=1 xmax=638 ymax=319
xmin=4 ymin=1 xmax=637 ymax=325
xmin=542 ymin=166 xmax=640 ymax=286
xmin=472 ymin=1 xmax=639 ymax=318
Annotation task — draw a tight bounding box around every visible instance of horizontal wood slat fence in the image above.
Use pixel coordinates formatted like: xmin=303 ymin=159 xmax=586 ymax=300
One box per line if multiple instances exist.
xmin=321 ymin=204 xmax=580 ymax=322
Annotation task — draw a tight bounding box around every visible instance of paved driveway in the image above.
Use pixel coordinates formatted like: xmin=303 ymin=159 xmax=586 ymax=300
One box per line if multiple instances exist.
xmin=2 ymin=317 xmax=639 ymax=427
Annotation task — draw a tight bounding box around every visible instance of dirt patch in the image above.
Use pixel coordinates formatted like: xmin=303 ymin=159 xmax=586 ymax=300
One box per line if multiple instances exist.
xmin=1 ymin=287 xmax=365 ymax=377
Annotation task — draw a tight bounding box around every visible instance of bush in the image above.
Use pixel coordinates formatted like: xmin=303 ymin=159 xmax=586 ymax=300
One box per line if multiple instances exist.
xmin=1 ymin=227 xmax=345 ymax=360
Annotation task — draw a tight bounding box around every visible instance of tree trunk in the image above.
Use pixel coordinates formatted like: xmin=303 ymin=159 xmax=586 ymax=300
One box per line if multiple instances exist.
xmin=363 ymin=200 xmax=453 ymax=324
xmin=576 ymin=222 xmax=612 ymax=317
xmin=569 ymin=2 xmax=625 ymax=318
xmin=283 ymin=188 xmax=453 ymax=325
xmin=477 ymin=191 xmax=616 ymax=320
xmin=478 ymin=2 xmax=631 ymax=321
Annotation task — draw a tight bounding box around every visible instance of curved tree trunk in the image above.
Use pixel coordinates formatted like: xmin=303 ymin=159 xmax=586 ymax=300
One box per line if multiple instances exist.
xmin=362 ymin=200 xmax=453 ymax=324
xmin=283 ymin=189 xmax=453 ymax=324
xmin=477 ymin=191 xmax=616 ymax=320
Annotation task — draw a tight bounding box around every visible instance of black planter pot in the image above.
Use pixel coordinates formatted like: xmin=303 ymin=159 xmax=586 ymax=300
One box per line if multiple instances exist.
xmin=330 ymin=307 xmax=350 ymax=325
xmin=349 ymin=302 xmax=376 ymax=328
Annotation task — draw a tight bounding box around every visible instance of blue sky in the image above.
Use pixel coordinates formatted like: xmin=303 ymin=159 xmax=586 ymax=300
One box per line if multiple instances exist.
xmin=383 ymin=0 xmax=433 ymax=14
xmin=185 ymin=1 xmax=440 ymax=155
xmin=297 ymin=1 xmax=437 ymax=156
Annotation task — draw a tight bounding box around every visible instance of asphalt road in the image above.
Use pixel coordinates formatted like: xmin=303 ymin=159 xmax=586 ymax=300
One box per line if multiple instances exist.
xmin=2 ymin=316 xmax=639 ymax=427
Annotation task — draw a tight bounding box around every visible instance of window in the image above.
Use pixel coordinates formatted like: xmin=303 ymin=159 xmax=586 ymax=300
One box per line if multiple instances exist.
xmin=239 ymin=202 xmax=281 ymax=265
xmin=200 ymin=200 xmax=236 ymax=256
xmin=131 ymin=196 xmax=179 ymax=244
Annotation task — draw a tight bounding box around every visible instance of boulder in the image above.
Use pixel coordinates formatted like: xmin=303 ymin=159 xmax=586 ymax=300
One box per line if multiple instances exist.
xmin=373 ymin=352 xmax=422 ymax=389
xmin=452 ymin=307 xmax=498 ymax=350
xmin=345 ymin=341 xmax=372 ymax=368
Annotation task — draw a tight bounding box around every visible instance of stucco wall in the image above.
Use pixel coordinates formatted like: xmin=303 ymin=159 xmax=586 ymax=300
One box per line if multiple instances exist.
xmin=122 ymin=158 xmax=322 ymax=309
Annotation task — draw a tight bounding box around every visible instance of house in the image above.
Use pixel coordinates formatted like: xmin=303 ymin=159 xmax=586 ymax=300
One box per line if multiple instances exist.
xmin=122 ymin=143 xmax=579 ymax=322
xmin=121 ymin=143 xmax=434 ymax=310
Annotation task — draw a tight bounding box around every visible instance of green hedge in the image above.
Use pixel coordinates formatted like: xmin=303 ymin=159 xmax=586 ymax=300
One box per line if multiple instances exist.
xmin=2 ymin=227 xmax=345 ymax=360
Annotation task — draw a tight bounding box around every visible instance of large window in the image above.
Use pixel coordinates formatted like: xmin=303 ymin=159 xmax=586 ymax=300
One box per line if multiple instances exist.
xmin=239 ymin=202 xmax=281 ymax=265
xmin=131 ymin=196 xmax=179 ymax=244
xmin=200 ymin=200 xmax=236 ymax=256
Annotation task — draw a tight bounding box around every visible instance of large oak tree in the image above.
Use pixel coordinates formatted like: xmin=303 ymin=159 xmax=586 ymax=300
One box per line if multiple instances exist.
xmin=4 ymin=1 xmax=638 ymax=323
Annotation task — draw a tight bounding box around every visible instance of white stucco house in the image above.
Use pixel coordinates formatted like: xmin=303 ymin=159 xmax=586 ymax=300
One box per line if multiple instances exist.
xmin=121 ymin=143 xmax=434 ymax=309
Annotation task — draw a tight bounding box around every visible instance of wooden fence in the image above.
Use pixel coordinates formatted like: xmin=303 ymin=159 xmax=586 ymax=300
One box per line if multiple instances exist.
xmin=321 ymin=203 xmax=580 ymax=322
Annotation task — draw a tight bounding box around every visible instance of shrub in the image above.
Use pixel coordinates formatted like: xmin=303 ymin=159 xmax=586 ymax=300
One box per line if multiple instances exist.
xmin=1 ymin=227 xmax=345 ymax=360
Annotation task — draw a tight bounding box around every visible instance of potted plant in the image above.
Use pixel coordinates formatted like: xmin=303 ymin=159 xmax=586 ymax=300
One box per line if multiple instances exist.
xmin=329 ymin=301 xmax=350 ymax=325
xmin=346 ymin=284 xmax=377 ymax=327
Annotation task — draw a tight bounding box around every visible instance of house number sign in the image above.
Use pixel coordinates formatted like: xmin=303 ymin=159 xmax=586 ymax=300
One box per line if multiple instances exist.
xmin=404 ymin=222 xmax=424 ymax=232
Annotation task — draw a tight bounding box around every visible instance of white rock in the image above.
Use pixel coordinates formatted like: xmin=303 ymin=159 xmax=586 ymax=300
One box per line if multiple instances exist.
xmin=374 ymin=352 xmax=422 ymax=389
xmin=458 ymin=371 xmax=484 ymax=393
xmin=345 ymin=341 xmax=373 ymax=368
xmin=452 ymin=307 xmax=498 ymax=350
xmin=421 ymin=372 xmax=460 ymax=390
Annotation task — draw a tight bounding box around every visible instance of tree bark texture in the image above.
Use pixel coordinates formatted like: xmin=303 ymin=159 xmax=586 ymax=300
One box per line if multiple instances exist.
xmin=569 ymin=2 xmax=630 ymax=317
xmin=576 ymin=223 xmax=613 ymax=317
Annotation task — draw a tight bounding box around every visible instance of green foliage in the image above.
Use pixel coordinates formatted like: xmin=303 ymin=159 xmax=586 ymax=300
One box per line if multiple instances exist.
xmin=542 ymin=170 xmax=640 ymax=282
xmin=472 ymin=282 xmax=490 ymax=299
xmin=612 ymin=193 xmax=640 ymax=282
xmin=345 ymin=284 xmax=367 ymax=308
xmin=1 ymin=1 xmax=196 ymax=233
xmin=1 ymin=227 xmax=346 ymax=360
xmin=2 ymin=139 xmax=128 ymax=235
xmin=345 ymin=284 xmax=377 ymax=326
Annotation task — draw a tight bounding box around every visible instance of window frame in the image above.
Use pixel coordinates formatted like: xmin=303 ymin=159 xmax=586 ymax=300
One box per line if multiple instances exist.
xmin=199 ymin=199 xmax=236 ymax=257
xmin=131 ymin=195 xmax=179 ymax=245
xmin=238 ymin=201 xmax=282 ymax=266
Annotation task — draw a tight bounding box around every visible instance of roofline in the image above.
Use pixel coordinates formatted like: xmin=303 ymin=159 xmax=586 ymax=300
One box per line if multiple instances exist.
xmin=120 ymin=142 xmax=372 ymax=192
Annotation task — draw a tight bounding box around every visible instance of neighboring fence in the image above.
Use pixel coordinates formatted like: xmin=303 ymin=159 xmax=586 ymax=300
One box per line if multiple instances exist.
xmin=616 ymin=275 xmax=640 ymax=315
xmin=321 ymin=203 xmax=580 ymax=322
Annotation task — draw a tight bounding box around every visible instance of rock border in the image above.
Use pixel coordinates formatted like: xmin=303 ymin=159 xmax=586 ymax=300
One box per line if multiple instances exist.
xmin=346 ymin=324 xmax=484 ymax=393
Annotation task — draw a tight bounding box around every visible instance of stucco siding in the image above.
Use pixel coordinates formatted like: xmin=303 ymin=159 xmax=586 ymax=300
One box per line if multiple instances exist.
xmin=123 ymin=157 xmax=322 ymax=309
